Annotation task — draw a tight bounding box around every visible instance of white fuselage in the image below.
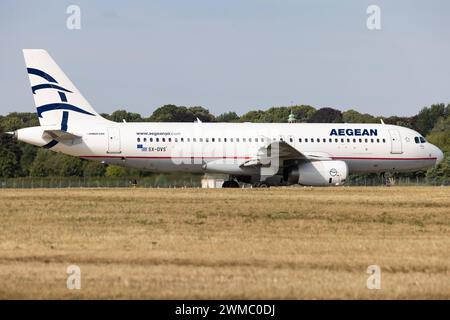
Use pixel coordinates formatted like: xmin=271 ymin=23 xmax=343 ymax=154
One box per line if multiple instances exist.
xmin=22 ymin=122 xmax=442 ymax=175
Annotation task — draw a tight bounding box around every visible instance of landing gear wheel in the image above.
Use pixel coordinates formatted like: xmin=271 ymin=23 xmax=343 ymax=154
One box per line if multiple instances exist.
xmin=222 ymin=180 xmax=240 ymax=188
xmin=253 ymin=182 xmax=269 ymax=188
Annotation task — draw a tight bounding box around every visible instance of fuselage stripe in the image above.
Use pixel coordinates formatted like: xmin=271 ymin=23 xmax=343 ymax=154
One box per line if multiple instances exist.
xmin=79 ymin=155 xmax=436 ymax=161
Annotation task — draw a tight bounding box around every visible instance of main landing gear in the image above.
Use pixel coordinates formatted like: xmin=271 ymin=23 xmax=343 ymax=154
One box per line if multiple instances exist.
xmin=222 ymin=180 xmax=240 ymax=188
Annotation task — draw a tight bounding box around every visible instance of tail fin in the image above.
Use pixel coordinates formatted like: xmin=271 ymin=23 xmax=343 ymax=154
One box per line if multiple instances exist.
xmin=23 ymin=49 xmax=108 ymax=128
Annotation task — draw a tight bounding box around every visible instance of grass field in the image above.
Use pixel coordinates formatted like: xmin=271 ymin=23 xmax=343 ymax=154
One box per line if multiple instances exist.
xmin=0 ymin=187 xmax=449 ymax=299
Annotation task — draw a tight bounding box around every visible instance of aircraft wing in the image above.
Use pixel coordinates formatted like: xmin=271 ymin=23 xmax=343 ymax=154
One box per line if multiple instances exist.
xmin=241 ymin=140 xmax=331 ymax=168
xmin=42 ymin=129 xmax=81 ymax=141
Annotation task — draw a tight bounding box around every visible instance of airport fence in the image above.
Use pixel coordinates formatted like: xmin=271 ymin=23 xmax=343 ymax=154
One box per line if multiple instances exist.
xmin=0 ymin=175 xmax=447 ymax=188
xmin=0 ymin=176 xmax=202 ymax=189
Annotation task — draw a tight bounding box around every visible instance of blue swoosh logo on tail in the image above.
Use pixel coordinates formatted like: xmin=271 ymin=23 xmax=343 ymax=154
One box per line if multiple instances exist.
xmin=32 ymin=83 xmax=72 ymax=94
xmin=36 ymin=103 xmax=95 ymax=118
xmin=27 ymin=68 xmax=58 ymax=83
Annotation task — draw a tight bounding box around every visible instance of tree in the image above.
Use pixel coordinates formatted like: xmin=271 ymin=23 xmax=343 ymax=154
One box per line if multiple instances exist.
xmin=342 ymin=109 xmax=377 ymax=123
xmin=308 ymin=107 xmax=343 ymax=123
xmin=239 ymin=110 xmax=266 ymax=122
xmin=149 ymin=105 xmax=215 ymax=122
xmin=29 ymin=149 xmax=55 ymax=177
xmin=291 ymin=105 xmax=316 ymax=122
xmin=83 ymin=161 xmax=107 ymax=177
xmin=57 ymin=155 xmax=85 ymax=177
xmin=216 ymin=111 xmax=239 ymax=122
xmin=110 ymin=109 xmax=143 ymax=122
xmin=415 ymin=104 xmax=448 ymax=136
xmin=105 ymin=165 xmax=131 ymax=177
xmin=0 ymin=148 xmax=19 ymax=178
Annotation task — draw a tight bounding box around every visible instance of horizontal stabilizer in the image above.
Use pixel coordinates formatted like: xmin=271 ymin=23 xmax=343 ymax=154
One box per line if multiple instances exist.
xmin=42 ymin=129 xmax=81 ymax=141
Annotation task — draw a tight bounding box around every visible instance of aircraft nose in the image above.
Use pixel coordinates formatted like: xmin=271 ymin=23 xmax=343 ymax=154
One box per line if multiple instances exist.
xmin=435 ymin=146 xmax=444 ymax=165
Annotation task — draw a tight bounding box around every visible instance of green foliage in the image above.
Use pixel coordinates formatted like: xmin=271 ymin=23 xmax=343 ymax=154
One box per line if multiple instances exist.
xmin=239 ymin=110 xmax=266 ymax=122
xmin=416 ymin=103 xmax=449 ymax=136
xmin=109 ymin=109 xmax=143 ymax=122
xmin=216 ymin=111 xmax=239 ymax=122
xmin=309 ymin=107 xmax=342 ymax=123
xmin=105 ymin=165 xmax=133 ymax=177
xmin=0 ymin=148 xmax=19 ymax=178
xmin=342 ymin=109 xmax=377 ymax=123
xmin=291 ymin=105 xmax=316 ymax=122
xmin=149 ymin=105 xmax=215 ymax=122
xmin=0 ymin=103 xmax=449 ymax=184
xmin=83 ymin=161 xmax=107 ymax=177
xmin=426 ymin=156 xmax=450 ymax=184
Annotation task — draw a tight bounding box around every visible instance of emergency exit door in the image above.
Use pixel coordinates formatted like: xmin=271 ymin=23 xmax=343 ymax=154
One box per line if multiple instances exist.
xmin=389 ymin=129 xmax=403 ymax=154
xmin=107 ymin=128 xmax=121 ymax=154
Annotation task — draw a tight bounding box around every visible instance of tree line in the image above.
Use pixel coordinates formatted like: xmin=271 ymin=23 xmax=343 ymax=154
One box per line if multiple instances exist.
xmin=0 ymin=103 xmax=448 ymax=183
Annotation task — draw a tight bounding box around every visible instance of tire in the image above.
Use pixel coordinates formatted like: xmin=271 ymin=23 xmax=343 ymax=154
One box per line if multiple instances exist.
xmin=222 ymin=180 xmax=239 ymax=188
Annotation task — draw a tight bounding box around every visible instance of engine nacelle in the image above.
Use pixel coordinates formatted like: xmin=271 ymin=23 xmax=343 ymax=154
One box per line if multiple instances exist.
xmin=285 ymin=160 xmax=348 ymax=186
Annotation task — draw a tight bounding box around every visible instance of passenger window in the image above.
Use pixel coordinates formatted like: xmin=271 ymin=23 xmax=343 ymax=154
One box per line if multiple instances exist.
xmin=317 ymin=138 xmax=320 ymax=143
xmin=353 ymin=138 xmax=356 ymax=143
xmin=249 ymin=138 xmax=252 ymax=142
xmin=224 ymin=138 xmax=227 ymax=142
xmin=305 ymin=138 xmax=308 ymax=142
xmin=137 ymin=137 xmax=141 ymax=142
xmin=205 ymin=138 xmax=209 ymax=142
xmin=299 ymin=138 xmax=302 ymax=143
xmin=193 ymin=138 xmax=196 ymax=142
xmin=323 ymin=138 xmax=326 ymax=143
xmin=175 ymin=138 xmax=178 ymax=142
xmin=359 ymin=138 xmax=362 ymax=143
xmin=377 ymin=138 xmax=380 ymax=143
xmin=335 ymin=138 xmax=338 ymax=143
xmin=168 ymin=138 xmax=171 ymax=142
xmin=382 ymin=138 xmax=386 ymax=143
xmin=341 ymin=138 xmax=344 ymax=143
xmin=243 ymin=138 xmax=246 ymax=142
xmin=199 ymin=138 xmax=203 ymax=142
xmin=370 ymin=139 xmax=374 ymax=143
xmin=365 ymin=138 xmax=368 ymax=143
xmin=347 ymin=138 xmax=350 ymax=143
xmin=230 ymin=138 xmax=234 ymax=142
xmin=255 ymin=138 xmax=258 ymax=142
xmin=236 ymin=138 xmax=239 ymax=142
xmin=150 ymin=138 xmax=153 ymax=142
xmin=162 ymin=138 xmax=165 ymax=142
xmin=156 ymin=138 xmax=159 ymax=142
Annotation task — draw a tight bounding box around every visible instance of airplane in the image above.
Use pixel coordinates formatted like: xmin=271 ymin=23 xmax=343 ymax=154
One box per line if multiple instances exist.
xmin=9 ymin=49 xmax=444 ymax=187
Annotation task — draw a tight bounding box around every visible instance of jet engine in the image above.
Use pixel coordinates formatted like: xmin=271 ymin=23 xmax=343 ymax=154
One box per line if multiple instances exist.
xmin=284 ymin=160 xmax=348 ymax=186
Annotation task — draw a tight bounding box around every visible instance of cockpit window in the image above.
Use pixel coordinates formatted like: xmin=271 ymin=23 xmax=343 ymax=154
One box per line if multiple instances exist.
xmin=415 ymin=136 xmax=426 ymax=144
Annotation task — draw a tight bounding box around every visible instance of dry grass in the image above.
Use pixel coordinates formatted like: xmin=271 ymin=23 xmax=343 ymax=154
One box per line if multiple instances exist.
xmin=0 ymin=186 xmax=449 ymax=299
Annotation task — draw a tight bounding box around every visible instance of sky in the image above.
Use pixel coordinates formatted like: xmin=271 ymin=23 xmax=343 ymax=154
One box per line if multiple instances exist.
xmin=1 ymin=0 xmax=450 ymax=117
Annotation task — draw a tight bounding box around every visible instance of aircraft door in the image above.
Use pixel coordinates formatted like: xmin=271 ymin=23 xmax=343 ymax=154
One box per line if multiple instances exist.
xmin=107 ymin=127 xmax=121 ymax=154
xmin=389 ymin=129 xmax=403 ymax=154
